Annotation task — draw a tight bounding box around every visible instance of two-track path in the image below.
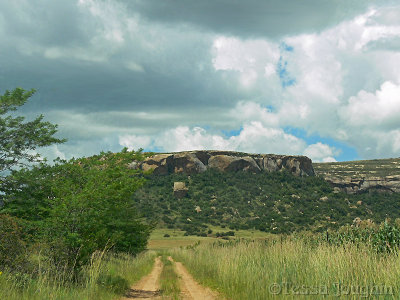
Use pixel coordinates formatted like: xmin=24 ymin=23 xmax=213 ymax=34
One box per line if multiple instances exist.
xmin=122 ymin=256 xmax=218 ymax=300
xmin=122 ymin=256 xmax=163 ymax=299
xmin=169 ymin=257 xmax=217 ymax=300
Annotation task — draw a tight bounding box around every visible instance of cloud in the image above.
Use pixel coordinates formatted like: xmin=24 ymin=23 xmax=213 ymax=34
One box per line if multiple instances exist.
xmin=129 ymin=0 xmax=393 ymax=39
xmin=209 ymin=7 xmax=400 ymax=159
xmin=341 ymin=81 xmax=400 ymax=129
xmin=119 ymin=134 xmax=152 ymax=150
xmin=304 ymin=143 xmax=338 ymax=162
xmin=2 ymin=1 xmax=400 ymax=162
xmin=118 ymin=123 xmax=338 ymax=162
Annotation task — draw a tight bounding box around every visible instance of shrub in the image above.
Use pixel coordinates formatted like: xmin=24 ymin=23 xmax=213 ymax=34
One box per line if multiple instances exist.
xmin=2 ymin=150 xmax=152 ymax=269
xmin=97 ymin=273 xmax=129 ymax=294
xmin=0 ymin=214 xmax=26 ymax=270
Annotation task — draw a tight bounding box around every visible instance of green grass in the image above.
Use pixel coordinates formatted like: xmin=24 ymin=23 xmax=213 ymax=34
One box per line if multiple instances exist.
xmin=148 ymin=228 xmax=216 ymax=250
xmin=207 ymin=225 xmax=273 ymax=239
xmin=159 ymin=256 xmax=180 ymax=299
xmin=0 ymin=250 xmax=156 ymax=300
xmin=148 ymin=227 xmax=273 ymax=251
xmin=171 ymin=238 xmax=399 ymax=299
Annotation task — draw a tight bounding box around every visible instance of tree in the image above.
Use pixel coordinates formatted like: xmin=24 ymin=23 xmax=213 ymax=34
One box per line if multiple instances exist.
xmin=2 ymin=150 xmax=153 ymax=268
xmin=0 ymin=88 xmax=65 ymax=188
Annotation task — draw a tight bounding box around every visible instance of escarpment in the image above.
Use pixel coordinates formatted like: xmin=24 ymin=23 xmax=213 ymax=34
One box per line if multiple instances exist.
xmin=314 ymin=158 xmax=400 ymax=194
xmin=135 ymin=150 xmax=315 ymax=176
xmin=130 ymin=151 xmax=400 ymax=194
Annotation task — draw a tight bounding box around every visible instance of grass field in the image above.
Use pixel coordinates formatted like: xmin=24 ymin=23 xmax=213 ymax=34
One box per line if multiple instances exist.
xmin=148 ymin=228 xmax=215 ymax=250
xmin=148 ymin=227 xmax=272 ymax=250
xmin=0 ymin=250 xmax=156 ymax=300
xmin=171 ymin=239 xmax=399 ymax=299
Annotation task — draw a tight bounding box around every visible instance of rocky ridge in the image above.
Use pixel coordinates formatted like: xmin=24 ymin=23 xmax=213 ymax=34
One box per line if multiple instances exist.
xmin=324 ymin=175 xmax=400 ymax=194
xmin=314 ymin=158 xmax=400 ymax=194
xmin=135 ymin=150 xmax=315 ymax=176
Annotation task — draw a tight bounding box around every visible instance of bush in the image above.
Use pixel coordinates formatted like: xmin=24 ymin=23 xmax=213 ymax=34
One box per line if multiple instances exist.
xmin=97 ymin=273 xmax=129 ymax=294
xmin=0 ymin=214 xmax=26 ymax=270
xmin=2 ymin=150 xmax=153 ymax=269
xmin=163 ymin=234 xmax=170 ymax=238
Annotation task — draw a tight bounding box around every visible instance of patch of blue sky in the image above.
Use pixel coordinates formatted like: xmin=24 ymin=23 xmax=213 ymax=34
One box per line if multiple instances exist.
xmin=276 ymin=56 xmax=296 ymax=88
xmin=285 ymin=127 xmax=359 ymax=162
xmin=222 ymin=127 xmax=242 ymax=137
xmin=279 ymin=42 xmax=294 ymax=52
xmin=264 ymin=104 xmax=276 ymax=112
xmin=143 ymin=145 xmax=162 ymax=153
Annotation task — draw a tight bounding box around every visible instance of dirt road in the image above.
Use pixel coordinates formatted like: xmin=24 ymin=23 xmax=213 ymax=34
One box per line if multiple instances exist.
xmin=123 ymin=256 xmax=218 ymax=300
xmin=169 ymin=257 xmax=217 ymax=300
xmin=122 ymin=256 xmax=163 ymax=299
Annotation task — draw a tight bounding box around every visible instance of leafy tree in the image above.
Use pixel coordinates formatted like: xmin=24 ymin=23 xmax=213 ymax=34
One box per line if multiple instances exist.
xmin=0 ymin=87 xmax=65 ymax=189
xmin=2 ymin=150 xmax=153 ymax=268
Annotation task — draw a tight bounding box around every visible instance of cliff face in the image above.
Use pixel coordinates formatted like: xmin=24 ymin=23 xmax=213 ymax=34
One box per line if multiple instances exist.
xmin=324 ymin=175 xmax=400 ymax=194
xmin=314 ymin=158 xmax=400 ymax=194
xmin=137 ymin=150 xmax=315 ymax=176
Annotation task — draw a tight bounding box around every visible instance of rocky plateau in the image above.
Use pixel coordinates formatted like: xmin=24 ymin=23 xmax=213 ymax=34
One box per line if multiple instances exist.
xmin=129 ymin=151 xmax=400 ymax=194
xmin=134 ymin=150 xmax=315 ymax=177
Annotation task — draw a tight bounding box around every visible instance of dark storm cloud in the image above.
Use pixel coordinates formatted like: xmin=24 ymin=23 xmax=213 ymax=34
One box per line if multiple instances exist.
xmin=128 ymin=0 xmax=392 ymax=39
xmin=1 ymin=52 xmax=244 ymax=114
xmin=0 ymin=1 xmax=87 ymax=47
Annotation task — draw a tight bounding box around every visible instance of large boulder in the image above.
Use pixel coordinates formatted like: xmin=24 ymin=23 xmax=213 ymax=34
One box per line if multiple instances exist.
xmin=208 ymin=155 xmax=261 ymax=173
xmin=140 ymin=154 xmax=172 ymax=175
xmin=173 ymin=182 xmax=188 ymax=198
xmin=173 ymin=152 xmax=207 ymax=174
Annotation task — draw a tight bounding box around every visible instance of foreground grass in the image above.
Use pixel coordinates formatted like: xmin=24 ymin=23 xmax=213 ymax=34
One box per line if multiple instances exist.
xmin=0 ymin=250 xmax=156 ymax=300
xmin=159 ymin=256 xmax=180 ymax=299
xmin=172 ymin=239 xmax=399 ymax=299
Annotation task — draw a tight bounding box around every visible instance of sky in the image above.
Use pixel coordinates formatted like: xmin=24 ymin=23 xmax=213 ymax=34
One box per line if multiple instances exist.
xmin=1 ymin=0 xmax=400 ymax=162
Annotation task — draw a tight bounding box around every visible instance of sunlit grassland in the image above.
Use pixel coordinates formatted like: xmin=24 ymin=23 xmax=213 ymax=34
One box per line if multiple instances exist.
xmin=0 ymin=250 xmax=156 ymax=300
xmin=148 ymin=227 xmax=272 ymax=250
xmin=148 ymin=228 xmax=216 ymax=250
xmin=171 ymin=239 xmax=400 ymax=299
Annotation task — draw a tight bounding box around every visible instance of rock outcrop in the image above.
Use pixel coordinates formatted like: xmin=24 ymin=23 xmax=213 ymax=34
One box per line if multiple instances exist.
xmin=173 ymin=182 xmax=188 ymax=198
xmin=314 ymin=158 xmax=400 ymax=194
xmin=137 ymin=150 xmax=314 ymax=176
xmin=324 ymin=175 xmax=400 ymax=194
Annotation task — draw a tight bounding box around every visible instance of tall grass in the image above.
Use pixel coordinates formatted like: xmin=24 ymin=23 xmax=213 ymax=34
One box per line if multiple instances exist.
xmin=159 ymin=256 xmax=180 ymax=299
xmin=172 ymin=239 xmax=399 ymax=299
xmin=0 ymin=250 xmax=156 ymax=300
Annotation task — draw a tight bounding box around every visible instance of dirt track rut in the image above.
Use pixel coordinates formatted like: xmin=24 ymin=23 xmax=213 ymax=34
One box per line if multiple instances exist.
xmin=169 ymin=257 xmax=217 ymax=300
xmin=122 ymin=256 xmax=218 ymax=299
xmin=122 ymin=256 xmax=163 ymax=299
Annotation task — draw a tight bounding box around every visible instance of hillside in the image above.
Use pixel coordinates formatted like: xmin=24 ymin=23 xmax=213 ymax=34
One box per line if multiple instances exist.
xmin=133 ymin=169 xmax=400 ymax=236
xmin=314 ymin=158 xmax=400 ymax=193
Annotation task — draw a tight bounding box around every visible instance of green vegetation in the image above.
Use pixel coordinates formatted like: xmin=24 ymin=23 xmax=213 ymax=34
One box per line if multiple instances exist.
xmin=159 ymin=256 xmax=180 ymax=299
xmin=0 ymin=250 xmax=156 ymax=300
xmin=2 ymin=150 xmax=152 ymax=268
xmin=326 ymin=219 xmax=400 ymax=253
xmin=171 ymin=235 xmax=399 ymax=299
xmin=0 ymin=88 xmax=157 ymax=299
xmin=0 ymin=149 xmax=155 ymax=299
xmin=2 ymin=87 xmax=400 ymax=298
xmin=133 ymin=169 xmax=400 ymax=235
xmin=0 ymin=87 xmax=65 ymax=186
xmin=314 ymin=157 xmax=400 ymax=178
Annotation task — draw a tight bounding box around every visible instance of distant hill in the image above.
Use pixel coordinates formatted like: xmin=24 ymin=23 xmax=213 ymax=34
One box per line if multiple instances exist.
xmin=132 ymin=168 xmax=400 ymax=236
xmin=314 ymin=158 xmax=400 ymax=194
